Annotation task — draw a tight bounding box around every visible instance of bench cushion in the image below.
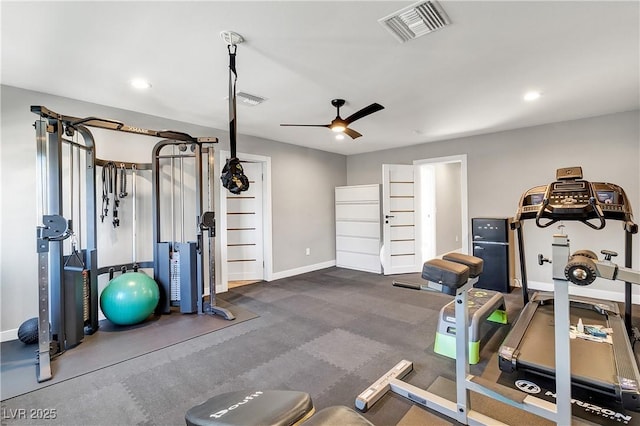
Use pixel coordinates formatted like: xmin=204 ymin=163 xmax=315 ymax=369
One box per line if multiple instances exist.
xmin=185 ymin=390 xmax=313 ymax=426
xmin=442 ymin=252 xmax=483 ymax=277
xmin=422 ymin=259 xmax=469 ymax=290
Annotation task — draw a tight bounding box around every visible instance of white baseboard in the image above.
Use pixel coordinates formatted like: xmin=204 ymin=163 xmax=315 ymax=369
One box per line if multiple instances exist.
xmin=2 ymin=328 xmax=18 ymax=343
xmin=270 ymin=260 xmax=336 ymax=281
xmin=528 ymin=280 xmax=640 ymax=304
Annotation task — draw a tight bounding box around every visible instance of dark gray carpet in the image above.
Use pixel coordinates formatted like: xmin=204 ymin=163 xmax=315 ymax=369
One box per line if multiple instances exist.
xmin=0 ymin=267 xmax=524 ymax=425
xmin=1 ymin=299 xmax=257 ymax=401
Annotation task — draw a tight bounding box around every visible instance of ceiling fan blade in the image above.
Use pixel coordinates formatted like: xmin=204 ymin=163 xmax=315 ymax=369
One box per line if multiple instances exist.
xmin=344 ymin=103 xmax=384 ymax=125
xmin=280 ymin=124 xmax=330 ymax=128
xmin=343 ymin=128 xmax=362 ymax=139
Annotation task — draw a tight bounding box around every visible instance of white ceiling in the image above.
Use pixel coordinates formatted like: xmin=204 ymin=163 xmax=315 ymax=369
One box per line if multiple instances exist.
xmin=2 ymin=1 xmax=638 ymax=155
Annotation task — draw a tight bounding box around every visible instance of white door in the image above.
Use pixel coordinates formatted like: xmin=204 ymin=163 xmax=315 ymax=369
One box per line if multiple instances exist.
xmin=226 ymin=161 xmax=264 ymax=281
xmin=382 ymin=164 xmax=419 ymax=275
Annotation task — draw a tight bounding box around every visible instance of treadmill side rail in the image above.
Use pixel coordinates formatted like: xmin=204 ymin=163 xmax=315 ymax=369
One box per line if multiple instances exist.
xmin=609 ymin=310 xmax=640 ymax=411
xmin=498 ymin=300 xmax=539 ymax=373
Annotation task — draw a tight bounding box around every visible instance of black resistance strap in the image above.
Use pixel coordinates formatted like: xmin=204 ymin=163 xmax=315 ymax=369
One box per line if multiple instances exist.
xmin=221 ymin=43 xmax=249 ymax=195
xmin=100 ymin=162 xmax=123 ymax=227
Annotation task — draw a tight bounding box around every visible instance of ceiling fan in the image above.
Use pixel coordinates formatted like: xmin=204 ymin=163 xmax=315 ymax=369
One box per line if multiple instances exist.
xmin=280 ymin=99 xmax=384 ymax=139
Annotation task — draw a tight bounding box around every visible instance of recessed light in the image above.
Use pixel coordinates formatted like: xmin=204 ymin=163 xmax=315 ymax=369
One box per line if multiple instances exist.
xmin=131 ymin=78 xmax=152 ymax=89
xmin=335 ymin=133 xmax=345 ymax=140
xmin=524 ymin=91 xmax=541 ymax=101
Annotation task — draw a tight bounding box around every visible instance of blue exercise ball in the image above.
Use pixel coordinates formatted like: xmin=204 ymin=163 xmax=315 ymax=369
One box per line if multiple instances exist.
xmin=100 ymin=272 xmax=159 ymax=326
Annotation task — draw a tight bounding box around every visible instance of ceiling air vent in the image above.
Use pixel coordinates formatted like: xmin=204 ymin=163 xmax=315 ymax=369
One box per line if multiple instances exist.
xmin=379 ymin=0 xmax=451 ymax=43
xmin=236 ymin=91 xmax=267 ymax=106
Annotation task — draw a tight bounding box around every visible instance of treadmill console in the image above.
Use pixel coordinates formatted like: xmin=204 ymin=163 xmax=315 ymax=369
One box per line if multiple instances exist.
xmin=515 ymin=167 xmax=637 ymax=233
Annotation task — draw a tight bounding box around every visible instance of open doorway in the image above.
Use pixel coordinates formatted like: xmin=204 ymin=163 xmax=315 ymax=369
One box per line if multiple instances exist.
xmin=415 ymin=155 xmax=468 ymax=261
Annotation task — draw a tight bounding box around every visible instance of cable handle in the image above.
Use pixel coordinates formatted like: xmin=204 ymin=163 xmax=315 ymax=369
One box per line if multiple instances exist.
xmin=119 ymin=163 xmax=128 ymax=198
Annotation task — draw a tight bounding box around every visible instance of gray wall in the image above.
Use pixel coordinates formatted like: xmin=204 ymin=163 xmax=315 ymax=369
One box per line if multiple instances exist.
xmin=435 ymin=162 xmax=462 ymax=255
xmin=0 ymin=85 xmax=346 ymax=335
xmin=2 ymin=83 xmax=639 ymax=336
xmin=348 ymin=110 xmax=640 ymax=298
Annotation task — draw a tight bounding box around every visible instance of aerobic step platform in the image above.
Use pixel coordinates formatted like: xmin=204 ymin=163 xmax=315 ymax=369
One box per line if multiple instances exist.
xmin=434 ymin=288 xmax=507 ymax=364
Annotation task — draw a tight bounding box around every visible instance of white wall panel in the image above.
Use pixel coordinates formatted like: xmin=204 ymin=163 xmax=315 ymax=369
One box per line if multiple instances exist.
xmin=335 ymin=185 xmax=379 ymax=203
xmin=336 ymin=251 xmax=381 ymax=274
xmin=336 ymin=236 xmax=380 ymax=255
xmin=336 ymin=222 xmax=380 ymax=239
xmin=336 ymin=204 xmax=380 ymax=221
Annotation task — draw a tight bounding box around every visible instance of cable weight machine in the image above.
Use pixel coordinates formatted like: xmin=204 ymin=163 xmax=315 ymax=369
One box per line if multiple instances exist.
xmin=32 ymin=105 xmax=232 ymax=383
xmin=152 ymin=139 xmax=233 ymax=319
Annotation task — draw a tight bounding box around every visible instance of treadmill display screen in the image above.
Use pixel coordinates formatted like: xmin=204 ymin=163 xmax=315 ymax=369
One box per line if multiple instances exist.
xmin=553 ymin=181 xmax=586 ymax=192
xmin=596 ymin=191 xmax=615 ymax=204
xmin=529 ymin=193 xmax=544 ymax=205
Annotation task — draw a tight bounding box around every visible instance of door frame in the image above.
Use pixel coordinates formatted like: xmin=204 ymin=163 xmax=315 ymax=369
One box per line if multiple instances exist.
xmin=217 ymin=151 xmax=272 ymax=292
xmin=413 ymin=154 xmax=469 ymax=259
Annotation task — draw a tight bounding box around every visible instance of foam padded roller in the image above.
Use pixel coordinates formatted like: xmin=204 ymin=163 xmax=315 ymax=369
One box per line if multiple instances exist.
xmin=442 ymin=252 xmax=484 ymax=277
xmin=185 ymin=390 xmax=313 ymax=426
xmin=304 ymin=406 xmax=374 ymax=426
xmin=422 ymin=259 xmax=469 ymax=289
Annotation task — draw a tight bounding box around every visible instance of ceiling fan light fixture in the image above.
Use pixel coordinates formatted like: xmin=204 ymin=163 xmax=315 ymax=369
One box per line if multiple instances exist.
xmin=335 ymin=133 xmax=345 ymax=140
xmin=280 ymin=98 xmax=383 ymax=140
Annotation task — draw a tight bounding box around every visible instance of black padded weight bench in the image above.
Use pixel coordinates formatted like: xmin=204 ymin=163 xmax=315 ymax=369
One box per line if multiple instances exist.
xmin=421 ymin=252 xmax=483 ymax=295
xmin=186 ymin=389 xmax=374 ymax=426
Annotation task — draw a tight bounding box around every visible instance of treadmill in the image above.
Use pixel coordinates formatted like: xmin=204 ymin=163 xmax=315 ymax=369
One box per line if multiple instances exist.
xmin=498 ymin=166 xmax=640 ymax=411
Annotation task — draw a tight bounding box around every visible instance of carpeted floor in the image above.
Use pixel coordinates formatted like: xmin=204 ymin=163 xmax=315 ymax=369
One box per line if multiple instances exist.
xmin=1 ymin=266 xmax=630 ymax=425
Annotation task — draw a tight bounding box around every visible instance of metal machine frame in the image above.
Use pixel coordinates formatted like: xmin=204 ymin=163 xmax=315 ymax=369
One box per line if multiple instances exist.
xmin=151 ymin=139 xmax=233 ymax=320
xmin=32 ymin=105 xmax=230 ymax=383
xmin=34 ymin=110 xmax=99 ymax=383
xmin=356 ymin=237 xmax=573 ymax=424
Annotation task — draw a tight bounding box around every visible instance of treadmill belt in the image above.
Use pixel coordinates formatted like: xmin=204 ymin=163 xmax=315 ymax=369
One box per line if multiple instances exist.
xmin=517 ymin=303 xmax=616 ymax=391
